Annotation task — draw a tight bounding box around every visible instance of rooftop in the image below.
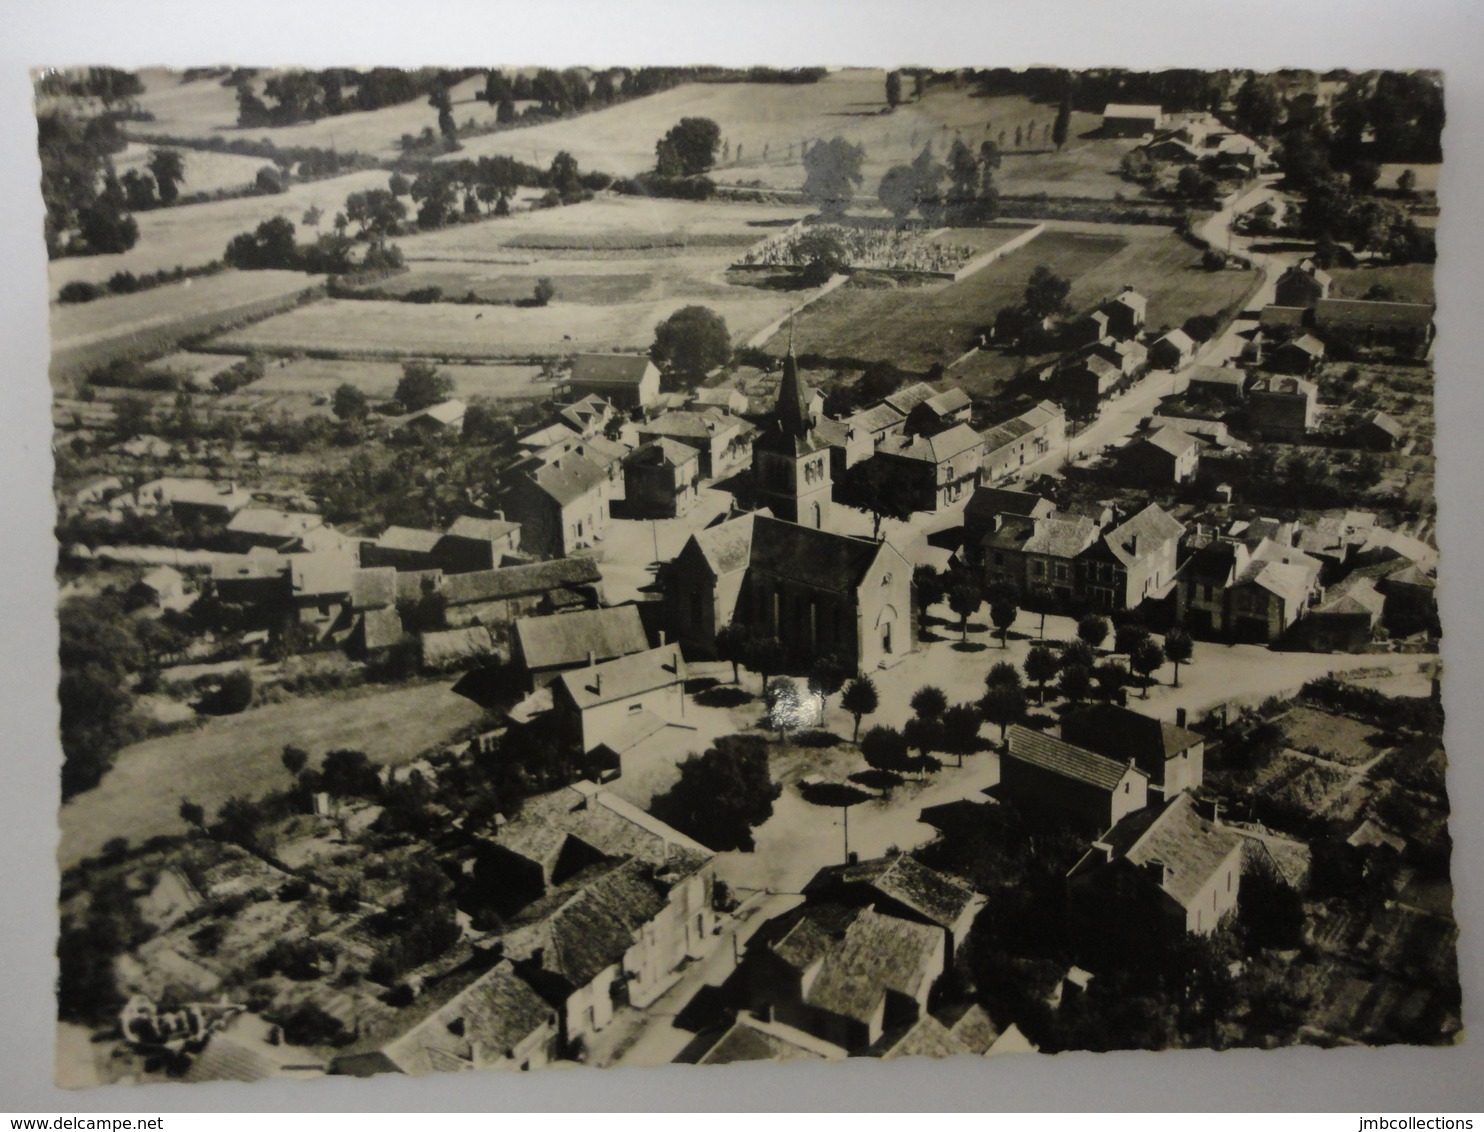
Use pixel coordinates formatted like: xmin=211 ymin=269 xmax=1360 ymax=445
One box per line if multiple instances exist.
xmin=515 ymin=604 xmax=649 ymax=672
xmin=698 ymin=1014 xmax=847 ymax=1065
xmin=806 ymin=853 xmax=982 ymax=931
xmin=441 ymin=556 xmax=602 ymax=606
xmin=749 ymin=515 xmax=890 ymax=594
xmin=1061 ymin=703 xmax=1203 ymax=781
xmin=569 ymin=353 xmax=657 ymax=385
xmin=553 ymin=644 xmax=685 ymax=711
xmin=1075 ymin=794 xmax=1243 ymax=909
xmin=1006 ymin=724 xmax=1140 ymax=793
xmin=1103 ymin=504 xmax=1186 ymax=567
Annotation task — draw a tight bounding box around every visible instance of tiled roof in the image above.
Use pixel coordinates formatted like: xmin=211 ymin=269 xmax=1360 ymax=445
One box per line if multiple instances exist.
xmin=1140 ymin=426 xmax=1199 ymax=459
xmin=698 ymin=1014 xmax=846 ymax=1064
xmin=686 ymin=512 xmax=758 ymax=577
xmin=1155 ymin=329 xmax=1194 ymax=352
xmin=1104 ymin=103 xmax=1163 ymax=118
xmin=361 ymin=606 xmax=405 ymax=650
xmin=880 ymin=422 xmax=983 ymax=464
xmin=445 ymin=516 xmax=521 ymax=543
xmin=626 ymin=438 xmax=700 ymax=469
xmin=289 ymin=551 xmax=356 ymax=597
xmin=965 ymin=486 xmax=1053 ymax=522
xmin=749 ymin=516 xmax=886 ymax=594
xmin=846 ymin=402 xmax=908 ymax=434
xmin=1315 ymin=298 xmax=1435 ymax=329
xmin=376 ymin=526 xmax=443 ymax=554
xmin=1061 ymin=703 xmax=1202 ymax=781
xmin=942 ymin=1003 xmax=1001 ymax=1055
xmin=922 ymin=388 xmax=972 ymax=416
xmin=526 ymin=452 xmax=609 ymax=507
xmin=518 ymin=421 xmax=581 ymax=450
xmin=1186 ymin=364 xmax=1248 ymax=389
xmin=641 ymin=408 xmax=737 ymax=441
xmin=875 ymin=1015 xmax=976 ymax=1060
xmin=441 ymin=557 xmax=602 ymax=606
xmin=1103 ymin=504 xmax=1185 ymax=567
xmin=807 ymin=853 xmax=982 ymax=931
xmin=226 ymin=509 xmax=324 ymax=539
xmin=515 ymin=604 xmax=648 ymax=671
xmin=404 ymin=399 xmax=466 ymax=427
xmin=1363 ymin=409 xmax=1406 ymax=437
xmin=1088 ymin=793 xmax=1243 ymax=909
xmin=803 ymin=907 xmax=944 ymax=1026
xmin=1005 ymin=724 xmax=1137 ymax=793
xmin=1023 ymin=516 xmax=1100 ymax=559
xmin=554 ymin=645 xmax=685 ymax=710
xmin=569 ymin=354 xmax=656 ymax=384
xmin=884 ymin=382 xmax=941 ymax=415
xmin=351 ymin=567 xmax=398 ymax=611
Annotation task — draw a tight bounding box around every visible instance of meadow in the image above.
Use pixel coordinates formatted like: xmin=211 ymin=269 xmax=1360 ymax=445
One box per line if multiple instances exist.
xmin=112 ymin=142 xmax=267 ymax=198
xmin=243 ymin=355 xmax=551 ymax=400
xmin=1329 ymin=263 xmax=1436 ymax=304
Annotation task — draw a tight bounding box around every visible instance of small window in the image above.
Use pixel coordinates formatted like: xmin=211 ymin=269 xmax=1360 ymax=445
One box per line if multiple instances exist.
xmin=882 ymin=572 xmax=892 ymax=585
xmin=628 ymin=702 xmax=643 ymax=714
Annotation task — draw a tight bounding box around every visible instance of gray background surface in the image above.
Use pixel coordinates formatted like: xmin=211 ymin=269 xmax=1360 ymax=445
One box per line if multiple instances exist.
xmin=2 ymin=0 xmax=1481 ymax=1111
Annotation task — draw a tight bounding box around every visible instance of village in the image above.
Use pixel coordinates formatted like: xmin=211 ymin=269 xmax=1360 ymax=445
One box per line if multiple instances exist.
xmin=42 ymin=65 xmax=1454 ymax=1087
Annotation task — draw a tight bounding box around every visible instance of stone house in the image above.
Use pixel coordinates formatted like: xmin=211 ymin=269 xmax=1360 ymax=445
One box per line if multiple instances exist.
xmin=1060 ymin=703 xmax=1205 ymax=800
xmin=1001 ymin=725 xmax=1150 ymax=836
xmin=622 ymin=438 xmax=701 ymax=519
xmin=564 ymin=354 xmax=662 ymax=410
xmin=1077 ymin=503 xmax=1186 ymax=611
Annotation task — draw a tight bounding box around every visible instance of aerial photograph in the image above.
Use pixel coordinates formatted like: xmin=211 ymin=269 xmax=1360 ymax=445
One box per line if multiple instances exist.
xmin=38 ymin=61 xmax=1453 ymax=1088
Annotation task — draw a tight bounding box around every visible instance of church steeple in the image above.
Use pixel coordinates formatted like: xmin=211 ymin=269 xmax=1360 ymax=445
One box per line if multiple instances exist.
xmin=775 ymin=324 xmax=811 ymax=438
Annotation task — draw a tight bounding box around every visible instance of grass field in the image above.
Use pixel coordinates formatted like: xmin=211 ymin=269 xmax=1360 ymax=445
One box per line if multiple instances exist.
xmin=246 ymin=354 xmax=551 ymax=400
xmin=447 ymin=70 xmax=1120 ymax=200
xmin=113 ymin=142 xmax=268 ymax=198
xmin=1329 ymin=263 xmax=1436 ymax=304
xmin=57 ymin=680 xmax=489 ymax=870
xmin=47 ymin=270 xmax=315 ymax=387
xmin=47 ymin=169 xmax=393 ymax=291
xmin=126 ymin=68 xmax=504 ymax=161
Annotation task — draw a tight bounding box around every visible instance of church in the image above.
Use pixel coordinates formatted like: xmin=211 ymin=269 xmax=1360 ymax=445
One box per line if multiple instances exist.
xmin=751 ymin=345 xmax=834 ymax=530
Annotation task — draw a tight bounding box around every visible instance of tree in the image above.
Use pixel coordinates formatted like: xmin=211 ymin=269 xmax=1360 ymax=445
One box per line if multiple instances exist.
xmin=860 ymin=725 xmax=908 ymax=774
xmin=78 ymin=196 xmax=139 ymax=254
xmin=224 ymin=215 xmax=299 ymax=270
xmin=878 ymin=164 xmax=919 ymax=222
xmin=147 ymin=148 xmax=186 ymax=206
xmin=1052 ymin=88 xmax=1073 ymax=151
xmin=1114 ymin=622 xmax=1150 ymax=659
xmin=206 ymin=669 xmax=254 ymax=715
xmin=739 ymin=633 xmax=787 ymax=696
xmin=902 ymin=716 xmax=944 ymax=772
xmin=791 ymin=228 xmax=849 ymax=287
xmin=1077 ymin=613 xmax=1110 ymax=651
xmin=332 ymin=382 xmax=369 ymax=422
xmin=986 ymin=661 xmax=1021 ymax=690
xmin=980 ymin=682 xmax=1027 ymax=744
xmin=650 ymin=305 xmax=731 ymax=387
xmin=801 ymin=136 xmax=865 ymax=218
xmin=1130 ymin=637 xmax=1166 ymax=697
xmin=948 ymin=581 xmax=984 ymax=642
xmin=1023 ymin=265 xmax=1071 ymax=321
xmin=1162 ymin=628 xmax=1194 ymax=688
xmin=548 ymin=150 xmax=582 ymax=199
xmin=840 ymin=458 xmax=919 ymax=538
xmin=281 ymin=745 xmax=308 ymax=777
xmin=388 ymin=171 xmax=412 ymax=197
xmin=430 ymin=84 xmax=456 ymax=143
xmin=1093 ymin=660 xmax=1129 ymax=700
xmin=808 ymin=656 xmax=850 ymax=724
xmin=120 ymin=169 xmax=156 ymax=212
xmin=1396 ymin=168 xmax=1418 ymax=197
xmin=395 ymin=360 xmax=455 ymax=412
xmin=841 ymin=675 xmax=879 ymax=742
xmin=912 ymin=564 xmax=945 ymax=630
xmin=178 ymin=798 xmax=205 ymax=832
xmin=942 ymin=703 xmax=982 ymax=767
xmin=656 ymin=117 xmax=721 ymax=176
xmin=532 ymin=277 xmax=557 ymax=306
xmin=1024 ymin=645 xmax=1059 ymax=704
xmin=908 ymin=144 xmax=945 ymax=223
xmin=255 ymin=165 xmax=285 ymax=194
xmin=1058 ymin=662 xmax=1092 ymax=705
xmin=344 ymin=188 xmax=406 ymax=238
xmin=765 ymin=677 xmax=805 ymax=736
xmin=989 ymin=596 xmax=1018 ymax=648
xmin=650 ymin=734 xmax=780 ymax=851
xmin=910 ymin=685 xmax=948 ymax=723
xmin=885 ymin=70 xmax=903 ymax=109
xmin=1176 ymin=165 xmax=1218 ymax=201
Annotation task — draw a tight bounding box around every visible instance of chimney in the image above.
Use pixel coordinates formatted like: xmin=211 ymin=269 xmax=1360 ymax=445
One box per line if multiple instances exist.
xmin=847 ymin=851 xmax=859 ymax=866
xmin=1092 ymin=840 xmax=1114 ymax=864
xmin=594 ymin=673 xmax=603 ymax=696
xmin=1176 ymin=707 xmax=1187 ymax=729
xmin=587 ymin=650 xmax=597 ymax=668
xmin=1140 ymin=858 xmax=1169 ymax=887
xmin=658 ymin=629 xmax=667 ymax=646
xmin=1197 ymin=795 xmax=1222 ymax=825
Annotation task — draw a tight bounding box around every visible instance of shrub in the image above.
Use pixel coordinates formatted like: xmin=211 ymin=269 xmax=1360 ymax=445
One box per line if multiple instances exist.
xmin=58 ymin=280 xmax=104 ymax=304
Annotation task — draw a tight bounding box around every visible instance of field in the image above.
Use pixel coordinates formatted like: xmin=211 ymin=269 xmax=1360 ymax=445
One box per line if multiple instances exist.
xmin=446 ymin=69 xmax=1124 ymax=200
xmin=1278 ymin=705 xmax=1390 ymax=767
xmin=1329 ymin=263 xmax=1436 ymax=304
xmin=47 ymin=269 xmax=315 ymax=387
xmin=47 ymin=168 xmax=394 ymax=291
xmin=244 ymin=355 xmax=551 ymax=401
xmin=773 ymin=224 xmax=1255 ymax=375
xmin=56 ymin=680 xmax=489 ymax=869
xmin=113 ymin=143 xmax=268 ymax=198
xmin=125 ymin=68 xmax=505 ymax=161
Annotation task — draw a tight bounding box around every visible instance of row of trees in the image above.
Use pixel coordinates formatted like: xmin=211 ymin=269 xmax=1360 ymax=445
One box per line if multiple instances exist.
xmin=878 ymin=138 xmax=1003 ymax=225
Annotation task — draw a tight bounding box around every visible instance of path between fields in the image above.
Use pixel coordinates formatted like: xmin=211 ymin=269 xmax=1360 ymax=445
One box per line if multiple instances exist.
xmin=57 ymin=680 xmax=488 ymax=870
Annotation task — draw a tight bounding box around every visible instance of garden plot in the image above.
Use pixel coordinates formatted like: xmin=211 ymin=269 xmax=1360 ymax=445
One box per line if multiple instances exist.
xmin=1328 ymin=263 xmax=1435 ymax=304
xmin=1277 ymin=705 xmax=1392 ymax=768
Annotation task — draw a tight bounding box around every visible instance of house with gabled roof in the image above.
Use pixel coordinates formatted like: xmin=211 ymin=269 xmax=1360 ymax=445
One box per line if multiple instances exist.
xmin=980 ymin=401 xmax=1066 ymax=484
xmin=1178 ymin=531 xmax=1323 ymax=643
xmin=666 ymin=513 xmax=913 ymax=672
xmin=439 ymin=557 xmax=604 ymax=627
xmin=1356 ymin=409 xmax=1407 ymax=451
xmin=550 ymin=645 xmax=688 ymax=753
xmin=623 ymin=438 xmax=702 ymax=519
xmin=398 ymin=399 xmax=467 ymax=435
xmin=1150 ymin=328 xmax=1196 ymax=371
xmin=1077 ymin=503 xmax=1186 ymax=611
xmin=1067 ymin=793 xmax=1243 ymax=964
xmin=1274 ymin=259 xmax=1333 ymax=308
xmin=554 ymin=394 xmax=615 ymax=439
xmin=1184 ymin=363 xmax=1249 ymax=403
xmin=882 ymin=381 xmax=942 ymax=417
xmin=330 ymin=960 xmax=558 ymax=1077
xmin=695 ymin=1012 xmax=847 ymax=1065
xmin=1001 ymin=724 xmax=1149 ymax=835
xmin=1248 ymin=375 xmax=1319 ymax=440
xmin=905 ymin=387 xmax=972 ymax=438
xmin=982 ymin=513 xmax=1102 ymax=606
xmin=1102 ymin=103 xmax=1163 ymax=137
xmin=638 ymin=408 xmax=750 ymax=479
xmin=804 ymin=853 xmax=986 ymax=965
xmin=1314 ymin=298 xmax=1435 ymax=358
xmin=564 ymin=353 xmax=661 ymax=409
xmin=513 ymin=604 xmax=650 ymax=690
xmin=744 ymin=904 xmax=946 ymax=1053
xmin=224 ymin=508 xmax=325 ymax=553
xmin=1073 ymin=288 xmax=1148 ymax=345
xmin=498 ymin=450 xmax=610 ymax=558
xmin=1060 ymin=703 xmax=1204 ymax=799
xmin=1269 ymin=334 xmax=1326 ymax=376
xmin=873 ymin=421 xmax=985 ymax=512
xmin=1121 ymin=426 xmax=1200 ymax=485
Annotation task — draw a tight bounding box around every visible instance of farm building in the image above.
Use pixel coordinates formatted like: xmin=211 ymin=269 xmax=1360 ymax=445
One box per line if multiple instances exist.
xmin=564 ymin=353 xmax=661 ymax=409
xmin=1149 ymin=329 xmax=1195 ymax=370
xmin=132 ymin=477 xmax=251 ymax=523
xmin=1184 ymin=363 xmax=1249 ymax=402
xmin=398 ymin=399 xmax=467 ymax=435
xmin=1356 ymin=409 xmax=1407 ymax=451
xmin=623 ymin=438 xmax=702 ymax=518
xmin=224 ymin=508 xmax=325 ymax=554
xmin=1067 ymin=794 xmax=1243 ymax=966
xmin=1001 ymin=725 xmax=1149 ymax=836
xmin=1269 ymin=334 xmax=1326 ymax=375
xmin=512 ymin=604 xmax=650 ymax=690
xmin=1313 ymin=298 xmax=1436 ymax=358
xmin=980 ymin=401 xmax=1067 ymax=485
xmin=904 ymin=387 xmax=973 ymax=438
xmin=1102 ymin=103 xmax=1164 ymax=137
xmin=438 ymin=557 xmax=605 ymax=627
xmin=498 ymin=452 xmax=611 ymax=558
